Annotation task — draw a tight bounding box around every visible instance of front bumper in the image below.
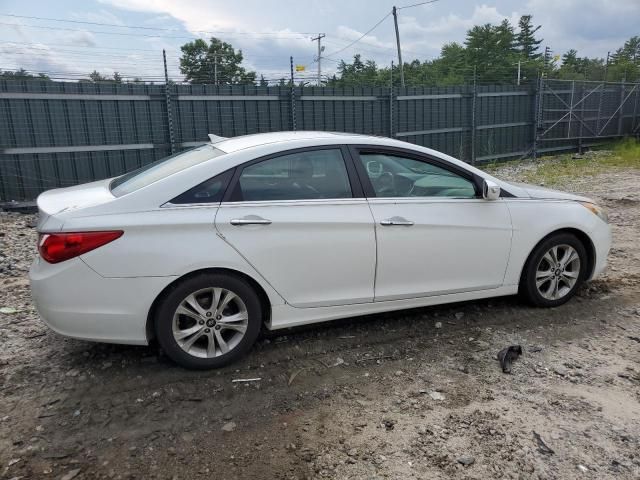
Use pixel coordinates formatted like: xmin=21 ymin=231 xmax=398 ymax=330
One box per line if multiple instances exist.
xmin=589 ymin=220 xmax=612 ymax=279
xmin=29 ymin=256 xmax=176 ymax=345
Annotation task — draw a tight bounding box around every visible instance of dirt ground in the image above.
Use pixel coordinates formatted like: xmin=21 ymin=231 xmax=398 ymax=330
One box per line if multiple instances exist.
xmin=1 ymin=154 xmax=639 ymax=480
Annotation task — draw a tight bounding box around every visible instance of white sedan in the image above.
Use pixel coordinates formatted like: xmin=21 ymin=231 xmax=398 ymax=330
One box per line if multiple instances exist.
xmin=30 ymin=132 xmax=611 ymax=369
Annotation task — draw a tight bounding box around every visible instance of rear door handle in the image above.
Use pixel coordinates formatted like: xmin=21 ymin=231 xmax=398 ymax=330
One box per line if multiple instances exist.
xmin=230 ymin=216 xmax=272 ymax=226
xmin=380 ymin=216 xmax=414 ymax=226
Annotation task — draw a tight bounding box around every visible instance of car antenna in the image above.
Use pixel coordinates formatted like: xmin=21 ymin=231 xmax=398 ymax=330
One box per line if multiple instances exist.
xmin=208 ymin=134 xmax=228 ymax=144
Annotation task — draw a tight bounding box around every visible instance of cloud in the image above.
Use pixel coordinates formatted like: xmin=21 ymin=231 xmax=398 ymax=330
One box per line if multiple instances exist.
xmin=71 ymin=9 xmax=126 ymax=26
xmin=397 ymin=5 xmax=522 ymax=58
xmin=524 ymin=0 xmax=640 ymax=57
xmin=0 ymin=42 xmax=80 ymax=75
xmin=56 ymin=30 xmax=98 ymax=47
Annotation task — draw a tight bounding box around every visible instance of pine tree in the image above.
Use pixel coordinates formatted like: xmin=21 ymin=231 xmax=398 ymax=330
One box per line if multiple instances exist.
xmin=516 ymin=15 xmax=543 ymax=60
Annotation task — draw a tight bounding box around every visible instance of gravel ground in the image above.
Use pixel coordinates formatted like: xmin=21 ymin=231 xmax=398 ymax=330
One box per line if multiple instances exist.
xmin=1 ymin=158 xmax=639 ymax=480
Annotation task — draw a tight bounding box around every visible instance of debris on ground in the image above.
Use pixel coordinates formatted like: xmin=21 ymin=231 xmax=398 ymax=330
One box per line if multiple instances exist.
xmin=429 ymin=391 xmax=445 ymax=401
xmin=221 ymin=422 xmax=237 ymax=432
xmin=533 ymin=430 xmax=555 ymax=455
xmin=456 ymin=455 xmax=475 ymax=466
xmin=497 ymin=345 xmax=523 ymax=373
xmin=330 ymin=357 xmax=345 ymax=367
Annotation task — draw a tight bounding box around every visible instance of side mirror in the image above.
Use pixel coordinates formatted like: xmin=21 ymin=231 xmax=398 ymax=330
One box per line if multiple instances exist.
xmin=482 ymin=179 xmax=501 ymax=200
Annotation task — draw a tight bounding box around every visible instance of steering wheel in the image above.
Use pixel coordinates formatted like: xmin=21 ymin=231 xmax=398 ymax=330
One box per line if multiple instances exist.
xmin=375 ymin=171 xmax=396 ymax=196
xmin=394 ymin=175 xmax=415 ymax=196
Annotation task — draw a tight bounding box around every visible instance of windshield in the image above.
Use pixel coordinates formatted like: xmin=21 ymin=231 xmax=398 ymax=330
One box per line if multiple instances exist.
xmin=110 ymin=145 xmax=225 ymax=197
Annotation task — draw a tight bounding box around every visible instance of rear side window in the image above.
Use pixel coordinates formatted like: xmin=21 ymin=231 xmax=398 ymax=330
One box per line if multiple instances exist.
xmin=110 ymin=145 xmax=225 ymax=197
xmin=170 ymin=169 xmax=234 ymax=204
xmin=233 ymin=149 xmax=352 ymax=202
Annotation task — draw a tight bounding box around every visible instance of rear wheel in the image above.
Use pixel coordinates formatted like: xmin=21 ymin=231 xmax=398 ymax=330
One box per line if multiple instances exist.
xmin=520 ymin=233 xmax=588 ymax=307
xmin=155 ymin=273 xmax=262 ymax=369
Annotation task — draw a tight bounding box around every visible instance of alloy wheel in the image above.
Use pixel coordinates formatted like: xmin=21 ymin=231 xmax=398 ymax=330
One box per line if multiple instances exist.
xmin=535 ymin=244 xmax=581 ymax=300
xmin=172 ymin=287 xmax=248 ymax=358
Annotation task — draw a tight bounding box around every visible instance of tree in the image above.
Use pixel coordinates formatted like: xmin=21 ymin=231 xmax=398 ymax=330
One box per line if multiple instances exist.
xmin=464 ymin=20 xmax=518 ymax=83
xmin=259 ymin=74 xmax=268 ymax=87
xmin=609 ymin=36 xmax=640 ymax=81
xmin=179 ymin=37 xmax=256 ymax=85
xmin=331 ymin=55 xmax=380 ymax=86
xmin=88 ymin=70 xmax=108 ymax=82
xmin=516 ymin=15 xmax=543 ymax=60
xmin=0 ymin=69 xmax=50 ymax=80
xmin=112 ymin=71 xmax=123 ymax=84
xmin=611 ymin=36 xmax=640 ymax=64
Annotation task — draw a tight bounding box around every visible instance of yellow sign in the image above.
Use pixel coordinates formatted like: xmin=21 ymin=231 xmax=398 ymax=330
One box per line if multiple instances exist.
xmin=295 ymin=65 xmax=306 ymax=72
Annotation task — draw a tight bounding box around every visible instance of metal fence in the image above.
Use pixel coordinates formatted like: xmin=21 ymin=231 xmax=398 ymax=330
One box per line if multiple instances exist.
xmin=1 ymin=78 xmax=639 ymax=201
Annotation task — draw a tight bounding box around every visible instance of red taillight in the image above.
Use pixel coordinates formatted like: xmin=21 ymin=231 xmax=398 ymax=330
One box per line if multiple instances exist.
xmin=38 ymin=231 xmax=123 ymax=264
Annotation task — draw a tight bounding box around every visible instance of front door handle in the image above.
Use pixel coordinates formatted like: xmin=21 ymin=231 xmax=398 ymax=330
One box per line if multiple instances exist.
xmin=380 ymin=216 xmax=414 ymax=226
xmin=230 ymin=216 xmax=272 ymax=226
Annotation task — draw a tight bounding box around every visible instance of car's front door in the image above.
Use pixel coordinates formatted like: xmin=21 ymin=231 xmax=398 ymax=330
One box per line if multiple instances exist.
xmin=215 ymin=146 xmax=376 ymax=308
xmin=353 ymin=147 xmax=513 ymax=302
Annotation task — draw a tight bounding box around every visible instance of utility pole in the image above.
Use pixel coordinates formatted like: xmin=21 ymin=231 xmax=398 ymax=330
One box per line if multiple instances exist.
xmin=517 ymin=60 xmax=521 ymax=86
xmin=311 ymin=33 xmax=325 ymax=86
xmin=392 ymin=6 xmax=405 ymax=87
xmin=604 ymin=51 xmax=610 ymax=82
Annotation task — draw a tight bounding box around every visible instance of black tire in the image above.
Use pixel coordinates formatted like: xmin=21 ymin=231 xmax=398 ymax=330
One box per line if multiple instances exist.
xmin=519 ymin=232 xmax=588 ymax=308
xmin=155 ymin=273 xmax=262 ymax=369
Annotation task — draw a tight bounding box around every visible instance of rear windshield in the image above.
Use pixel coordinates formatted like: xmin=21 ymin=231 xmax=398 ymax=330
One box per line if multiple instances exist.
xmin=110 ymin=145 xmax=225 ymax=197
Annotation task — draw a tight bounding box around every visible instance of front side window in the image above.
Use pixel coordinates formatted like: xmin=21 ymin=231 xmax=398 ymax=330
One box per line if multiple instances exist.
xmin=111 ymin=145 xmax=225 ymax=197
xmin=359 ymin=152 xmax=476 ymax=198
xmin=234 ymin=149 xmax=352 ymax=201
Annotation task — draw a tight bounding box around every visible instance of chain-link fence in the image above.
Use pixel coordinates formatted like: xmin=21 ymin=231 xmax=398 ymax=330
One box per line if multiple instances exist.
xmin=1 ymin=77 xmax=639 ymax=201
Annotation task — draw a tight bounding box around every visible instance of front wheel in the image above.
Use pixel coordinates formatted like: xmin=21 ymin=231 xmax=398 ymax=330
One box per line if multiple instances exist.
xmin=155 ymin=273 xmax=263 ymax=369
xmin=519 ymin=233 xmax=588 ymax=307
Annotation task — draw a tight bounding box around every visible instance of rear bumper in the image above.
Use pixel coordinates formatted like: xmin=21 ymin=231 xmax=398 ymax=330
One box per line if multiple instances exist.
xmin=590 ymin=220 xmax=611 ymax=279
xmin=29 ymin=256 xmax=176 ymax=345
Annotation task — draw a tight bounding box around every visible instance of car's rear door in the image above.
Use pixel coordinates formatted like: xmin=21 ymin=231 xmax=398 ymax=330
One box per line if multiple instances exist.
xmin=352 ymin=146 xmax=513 ymax=301
xmin=215 ymin=146 xmax=376 ymax=308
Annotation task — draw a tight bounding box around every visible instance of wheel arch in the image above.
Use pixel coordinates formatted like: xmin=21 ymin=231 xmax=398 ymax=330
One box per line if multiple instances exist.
xmin=145 ymin=267 xmax=272 ymax=343
xmin=519 ymin=227 xmax=596 ymax=287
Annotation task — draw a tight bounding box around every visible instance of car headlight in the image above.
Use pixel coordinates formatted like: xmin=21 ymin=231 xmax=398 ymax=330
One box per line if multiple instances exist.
xmin=580 ymin=202 xmax=609 ymax=223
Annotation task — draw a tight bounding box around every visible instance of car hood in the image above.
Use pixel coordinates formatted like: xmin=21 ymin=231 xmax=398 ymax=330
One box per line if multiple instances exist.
xmin=506 ymin=181 xmax=592 ymax=202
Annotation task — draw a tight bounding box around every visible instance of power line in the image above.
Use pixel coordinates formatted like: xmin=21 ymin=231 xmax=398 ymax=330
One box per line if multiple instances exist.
xmin=0 ymin=42 xmax=294 ymax=61
xmin=323 ymin=11 xmax=392 ymax=59
xmin=397 ymin=0 xmax=440 ymax=10
xmin=0 ymin=13 xmax=315 ymax=36
xmin=0 ymin=21 xmax=311 ymax=41
xmin=0 ymin=39 xmax=173 ymax=53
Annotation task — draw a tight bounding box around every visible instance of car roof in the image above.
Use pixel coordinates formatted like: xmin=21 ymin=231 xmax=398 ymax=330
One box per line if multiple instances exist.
xmin=215 ymin=131 xmax=383 ymax=153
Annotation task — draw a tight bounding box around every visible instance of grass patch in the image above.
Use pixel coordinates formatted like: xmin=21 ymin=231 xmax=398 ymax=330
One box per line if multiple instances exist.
xmin=484 ymin=138 xmax=640 ymax=186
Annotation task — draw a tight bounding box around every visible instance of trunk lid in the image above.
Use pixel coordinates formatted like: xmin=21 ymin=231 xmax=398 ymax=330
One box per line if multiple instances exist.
xmin=36 ymin=179 xmax=115 ymax=231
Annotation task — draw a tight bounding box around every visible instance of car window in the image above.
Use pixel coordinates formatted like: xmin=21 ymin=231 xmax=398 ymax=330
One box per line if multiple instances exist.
xmin=235 ymin=149 xmax=352 ymax=201
xmin=110 ymin=145 xmax=225 ymax=197
xmin=359 ymin=152 xmax=476 ymax=198
xmin=169 ymin=169 xmax=234 ymax=204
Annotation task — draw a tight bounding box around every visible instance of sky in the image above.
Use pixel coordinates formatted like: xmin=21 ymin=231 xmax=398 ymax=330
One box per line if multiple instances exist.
xmin=0 ymin=0 xmax=638 ymax=83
